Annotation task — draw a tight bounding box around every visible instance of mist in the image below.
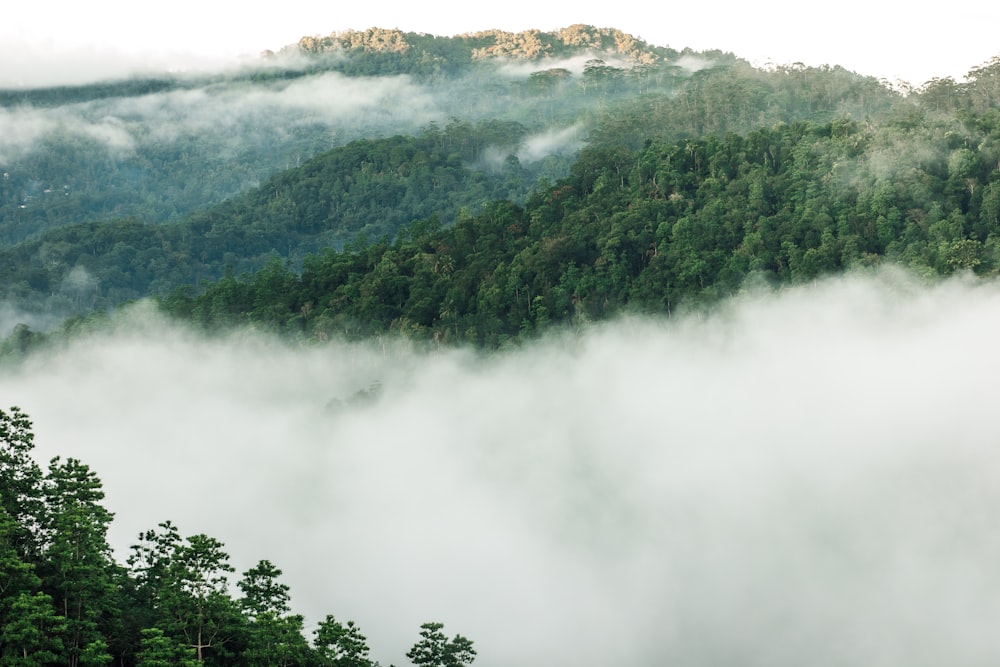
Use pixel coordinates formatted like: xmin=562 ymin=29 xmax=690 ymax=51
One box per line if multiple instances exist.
xmin=3 ymin=269 xmax=1000 ymax=665
xmin=516 ymin=124 xmax=586 ymax=163
xmin=0 ymin=70 xmax=443 ymax=161
xmin=497 ymin=53 xmax=632 ymax=79
xmin=0 ymin=41 xmax=235 ymax=90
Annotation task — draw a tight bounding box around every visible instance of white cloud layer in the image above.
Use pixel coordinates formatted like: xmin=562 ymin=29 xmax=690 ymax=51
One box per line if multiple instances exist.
xmin=517 ymin=124 xmax=585 ymax=163
xmin=0 ymin=71 xmax=442 ymax=164
xmin=4 ymin=269 xmax=1000 ymax=665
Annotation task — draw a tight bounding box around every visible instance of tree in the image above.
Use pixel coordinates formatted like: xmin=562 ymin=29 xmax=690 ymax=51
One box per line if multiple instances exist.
xmin=1 ymin=591 xmax=67 ymax=666
xmin=167 ymin=534 xmax=237 ymax=663
xmin=241 ymin=612 xmax=310 ymax=667
xmin=0 ymin=407 xmax=44 ymax=561
xmin=405 ymin=622 xmax=475 ymax=667
xmin=127 ymin=525 xmax=239 ymax=664
xmin=237 ymin=560 xmax=289 ymax=619
xmin=40 ymin=457 xmax=117 ymax=667
xmin=238 ymin=561 xmax=311 ymax=667
xmin=134 ymin=628 xmax=198 ymax=667
xmin=313 ymin=616 xmax=375 ymax=667
xmin=0 ymin=508 xmax=41 ymax=662
xmin=126 ymin=521 xmax=182 ymax=623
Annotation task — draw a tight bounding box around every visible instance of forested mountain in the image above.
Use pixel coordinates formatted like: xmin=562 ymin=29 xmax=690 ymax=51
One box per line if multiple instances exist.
xmin=0 ymin=25 xmax=674 ymax=247
xmin=1 ymin=26 xmax=1000 ymax=352
xmin=147 ymin=110 xmax=1000 ymax=347
xmin=0 ymin=26 xmax=914 ymax=335
xmin=4 ymin=22 xmax=1000 ymax=667
xmin=0 ymin=120 xmax=562 ymax=315
xmin=0 ymin=24 xmax=895 ymax=252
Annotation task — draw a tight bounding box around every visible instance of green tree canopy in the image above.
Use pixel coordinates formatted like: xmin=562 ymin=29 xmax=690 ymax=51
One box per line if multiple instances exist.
xmin=406 ymin=622 xmax=476 ymax=667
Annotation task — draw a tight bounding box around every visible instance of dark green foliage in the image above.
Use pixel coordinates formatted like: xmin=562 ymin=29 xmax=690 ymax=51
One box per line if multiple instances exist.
xmin=0 ymin=35 xmax=908 ymax=330
xmin=0 ymin=509 xmax=42 ymax=663
xmin=237 ymin=561 xmax=313 ymax=666
xmin=406 ymin=622 xmax=476 ymax=667
xmin=0 ymin=25 xmax=670 ymax=249
xmin=135 ymin=628 xmax=198 ymax=667
xmin=142 ymin=111 xmax=1000 ymax=348
xmin=0 ymin=408 xmax=44 ymax=559
xmin=2 ymin=407 xmax=470 ymax=666
xmin=3 ymin=29 xmax=1000 ymax=356
xmin=1 ymin=409 xmax=121 ymax=666
xmin=238 ymin=561 xmax=291 ymax=619
xmin=1 ymin=591 xmax=67 ymax=666
xmin=39 ymin=457 xmax=118 ymax=667
xmin=0 ymin=119 xmax=559 ymax=323
xmin=313 ymin=616 xmax=376 ymax=667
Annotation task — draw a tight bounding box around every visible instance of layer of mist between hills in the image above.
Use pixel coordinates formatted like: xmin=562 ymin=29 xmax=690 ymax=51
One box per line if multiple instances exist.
xmin=3 ymin=267 xmax=1000 ymax=666
xmin=0 ymin=55 xmax=597 ymax=259
xmin=0 ymin=32 xmax=904 ymax=251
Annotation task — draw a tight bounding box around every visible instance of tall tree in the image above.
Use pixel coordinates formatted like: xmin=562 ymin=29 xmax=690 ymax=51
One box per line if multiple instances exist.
xmin=134 ymin=628 xmax=198 ymax=667
xmin=127 ymin=525 xmax=239 ymax=664
xmin=166 ymin=534 xmax=237 ymax=664
xmin=237 ymin=560 xmax=311 ymax=667
xmin=39 ymin=457 xmax=117 ymax=667
xmin=0 ymin=591 xmax=67 ymax=666
xmin=0 ymin=407 xmax=44 ymax=561
xmin=126 ymin=521 xmax=182 ymax=628
xmin=0 ymin=507 xmax=41 ymax=662
xmin=313 ymin=616 xmax=376 ymax=667
xmin=237 ymin=560 xmax=289 ymax=619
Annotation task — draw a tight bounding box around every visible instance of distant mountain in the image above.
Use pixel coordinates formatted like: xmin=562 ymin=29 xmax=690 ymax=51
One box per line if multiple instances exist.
xmin=3 ymin=28 xmax=1000 ymax=348
xmin=0 ymin=25 xmax=676 ymax=250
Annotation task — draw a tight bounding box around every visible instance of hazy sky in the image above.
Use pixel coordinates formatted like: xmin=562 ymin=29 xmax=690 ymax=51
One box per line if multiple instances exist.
xmin=2 ymin=0 xmax=999 ymax=88
xmin=5 ymin=269 xmax=1000 ymax=665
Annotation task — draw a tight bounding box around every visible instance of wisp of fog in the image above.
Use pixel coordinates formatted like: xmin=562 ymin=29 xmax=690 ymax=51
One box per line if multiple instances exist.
xmin=3 ymin=268 xmax=1000 ymax=666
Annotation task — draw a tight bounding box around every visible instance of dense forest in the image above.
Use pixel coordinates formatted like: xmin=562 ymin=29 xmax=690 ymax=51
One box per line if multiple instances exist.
xmin=0 ymin=25 xmax=679 ymax=246
xmin=154 ymin=110 xmax=1000 ymax=347
xmin=0 ymin=28 xmax=998 ymax=354
xmin=1 ymin=23 xmax=936 ymax=340
xmin=4 ymin=53 xmax=1000 ymax=351
xmin=0 ymin=406 xmax=475 ymax=666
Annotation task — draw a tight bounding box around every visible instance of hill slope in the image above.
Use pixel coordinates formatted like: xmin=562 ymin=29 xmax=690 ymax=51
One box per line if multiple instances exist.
xmin=3 ymin=31 xmax=1000 ymax=347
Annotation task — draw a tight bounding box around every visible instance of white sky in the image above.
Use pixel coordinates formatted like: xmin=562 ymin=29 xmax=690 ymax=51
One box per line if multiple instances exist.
xmin=1 ymin=0 xmax=999 ymax=88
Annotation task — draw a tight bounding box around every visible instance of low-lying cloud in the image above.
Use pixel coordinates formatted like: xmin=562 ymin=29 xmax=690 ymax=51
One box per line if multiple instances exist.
xmin=496 ymin=53 xmax=633 ymax=79
xmin=517 ymin=124 xmax=585 ymax=163
xmin=475 ymin=124 xmax=585 ymax=171
xmin=3 ymin=269 xmax=1000 ymax=666
xmin=1 ymin=71 xmax=443 ymax=163
xmin=675 ymin=54 xmax=715 ymax=73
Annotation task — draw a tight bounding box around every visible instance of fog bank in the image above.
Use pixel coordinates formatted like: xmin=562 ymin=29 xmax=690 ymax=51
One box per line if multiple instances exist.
xmin=3 ymin=269 xmax=1000 ymax=665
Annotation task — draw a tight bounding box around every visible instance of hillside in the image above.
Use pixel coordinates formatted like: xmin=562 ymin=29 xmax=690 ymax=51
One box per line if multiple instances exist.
xmin=152 ymin=113 xmax=1000 ymax=347
xmin=0 ymin=25 xmax=675 ymax=247
xmin=0 ymin=31 xmax=911 ymax=334
xmin=2 ymin=29 xmax=1000 ymax=350
xmin=0 ymin=24 xmax=901 ymax=250
xmin=4 ymin=24 xmax=1000 ymax=667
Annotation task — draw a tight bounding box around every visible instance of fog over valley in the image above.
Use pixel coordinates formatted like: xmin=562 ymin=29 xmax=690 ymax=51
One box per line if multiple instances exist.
xmin=0 ymin=69 xmax=444 ymax=162
xmin=4 ymin=270 xmax=1000 ymax=665
xmin=3 ymin=14 xmax=1000 ymax=666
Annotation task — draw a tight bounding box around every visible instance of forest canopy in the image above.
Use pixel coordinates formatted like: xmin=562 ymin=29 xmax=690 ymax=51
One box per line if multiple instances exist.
xmin=0 ymin=405 xmax=475 ymax=667
xmin=1 ymin=29 xmax=999 ymax=353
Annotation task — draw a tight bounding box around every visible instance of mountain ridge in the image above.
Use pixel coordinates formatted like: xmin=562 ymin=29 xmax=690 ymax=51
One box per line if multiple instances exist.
xmin=2 ymin=26 xmax=1000 ymax=350
xmin=293 ymin=24 xmax=664 ymax=65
